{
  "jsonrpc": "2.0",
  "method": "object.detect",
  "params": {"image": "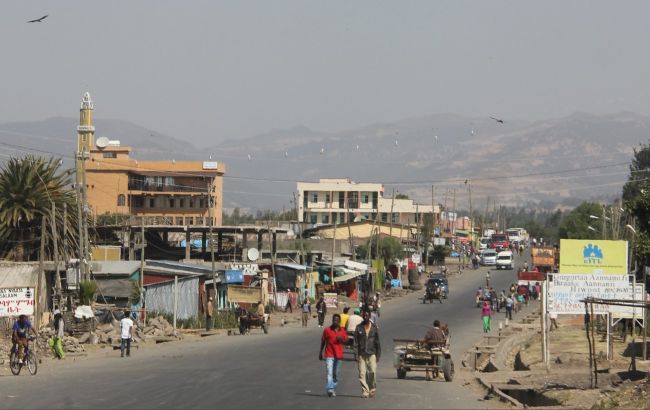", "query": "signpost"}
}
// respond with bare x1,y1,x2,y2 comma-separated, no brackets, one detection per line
0,288,35,317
